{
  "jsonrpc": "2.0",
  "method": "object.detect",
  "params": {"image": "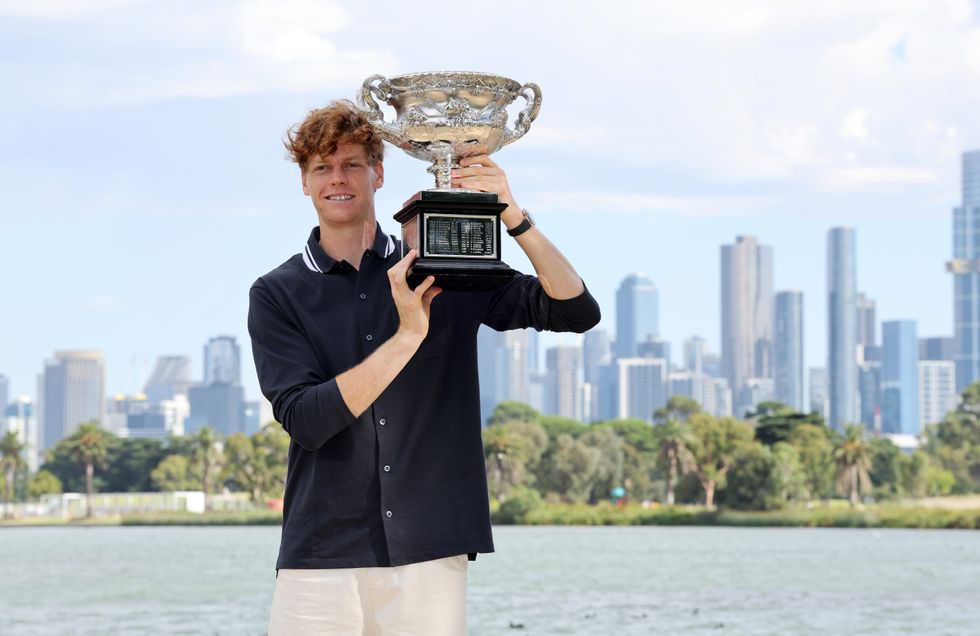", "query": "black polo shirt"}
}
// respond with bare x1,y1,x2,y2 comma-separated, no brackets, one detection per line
247,224,600,569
